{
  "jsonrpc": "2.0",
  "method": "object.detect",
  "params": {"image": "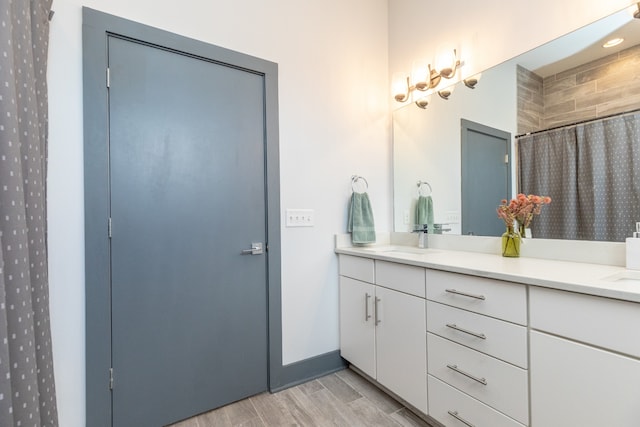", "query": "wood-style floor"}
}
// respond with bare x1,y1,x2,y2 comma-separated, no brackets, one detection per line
169,368,435,427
